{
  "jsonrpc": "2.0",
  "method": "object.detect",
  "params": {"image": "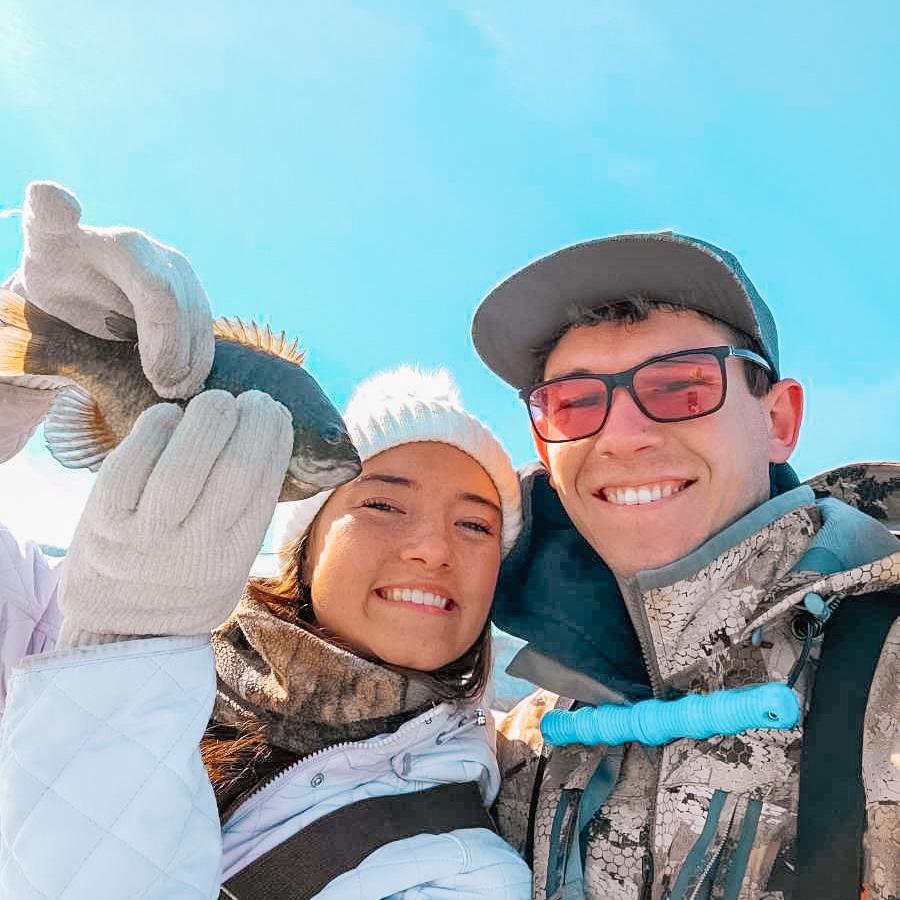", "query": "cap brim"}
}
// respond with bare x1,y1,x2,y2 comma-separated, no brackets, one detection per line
472,233,765,390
